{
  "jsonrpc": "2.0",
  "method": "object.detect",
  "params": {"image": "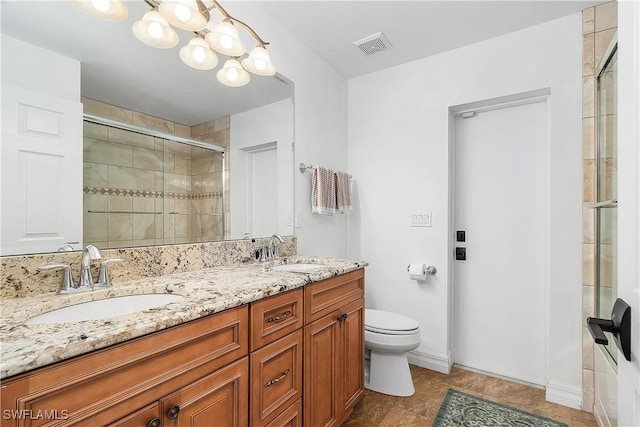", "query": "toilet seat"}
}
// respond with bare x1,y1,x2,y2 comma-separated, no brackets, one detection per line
365,309,419,335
